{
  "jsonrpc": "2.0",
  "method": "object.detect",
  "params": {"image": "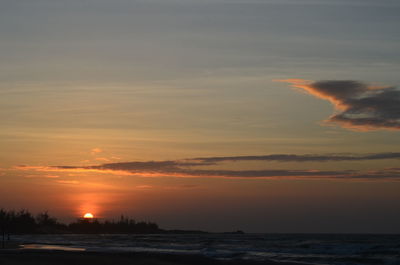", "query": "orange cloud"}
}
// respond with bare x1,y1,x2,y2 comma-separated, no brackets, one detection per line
135,185,153,189
276,79,345,109
24,175,60,179
56,180,80,185
95,157,110,162
91,148,103,155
